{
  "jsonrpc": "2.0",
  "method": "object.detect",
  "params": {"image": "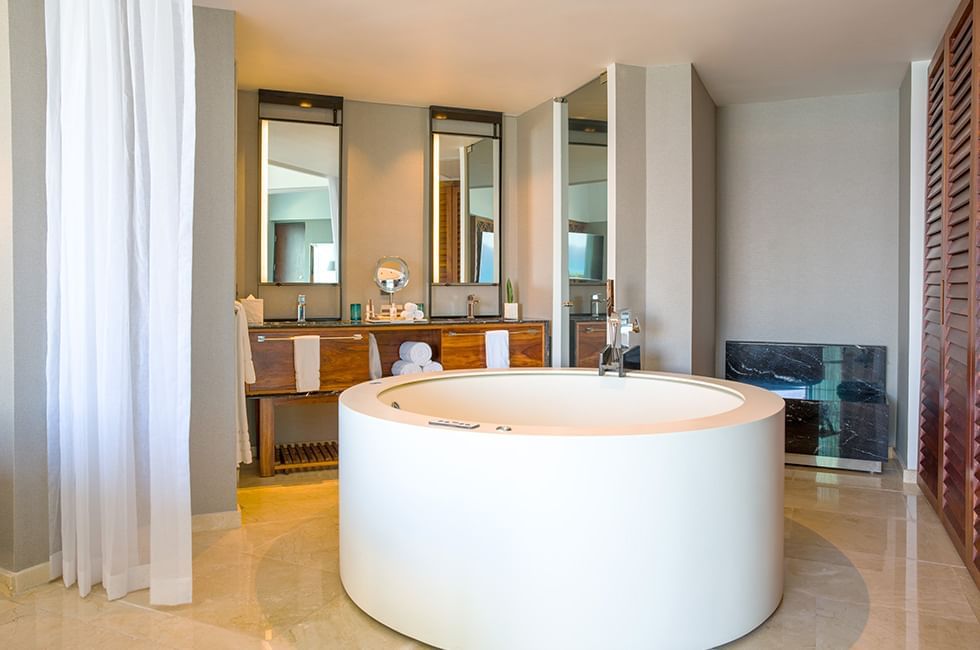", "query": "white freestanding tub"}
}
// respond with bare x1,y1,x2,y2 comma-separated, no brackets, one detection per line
339,369,784,649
